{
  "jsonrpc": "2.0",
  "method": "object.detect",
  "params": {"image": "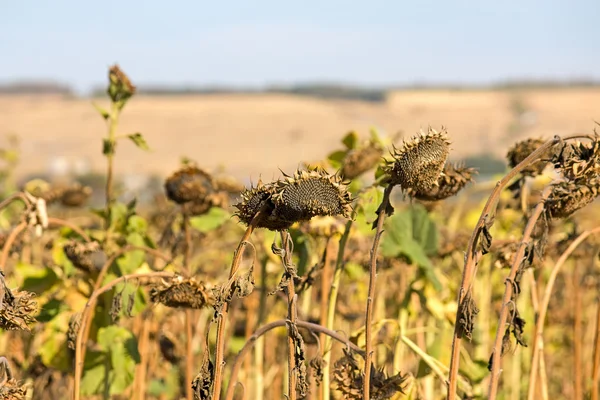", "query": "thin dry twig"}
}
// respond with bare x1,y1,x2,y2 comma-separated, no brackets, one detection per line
73,244,178,400
212,207,266,400
447,134,592,398
527,226,600,400
363,184,393,399
488,186,552,399
224,319,364,400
